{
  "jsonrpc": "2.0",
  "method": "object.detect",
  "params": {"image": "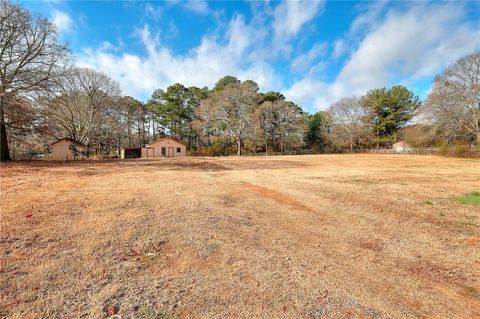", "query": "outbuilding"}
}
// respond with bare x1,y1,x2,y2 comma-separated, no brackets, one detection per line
120,147,154,159
392,141,413,153
148,137,187,157
51,138,86,161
